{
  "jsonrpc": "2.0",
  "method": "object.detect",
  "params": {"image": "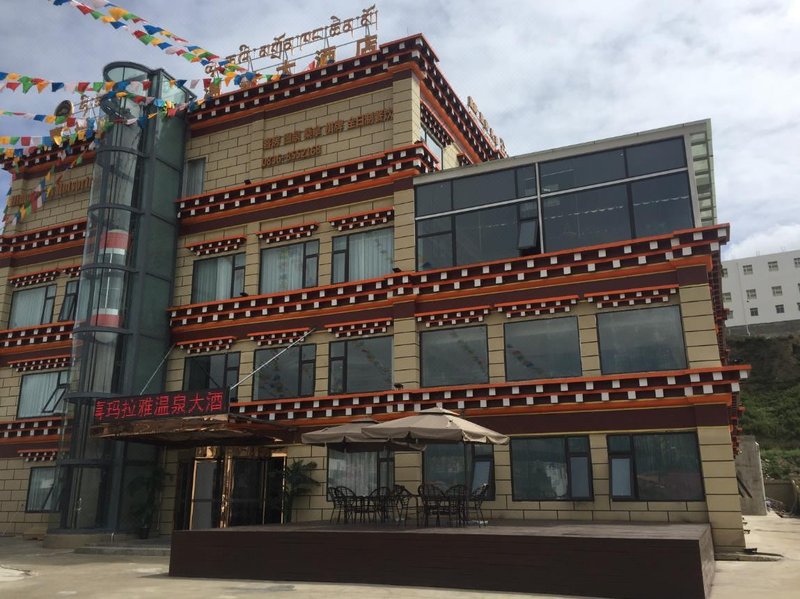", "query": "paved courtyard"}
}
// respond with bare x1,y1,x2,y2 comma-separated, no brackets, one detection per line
0,514,798,598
